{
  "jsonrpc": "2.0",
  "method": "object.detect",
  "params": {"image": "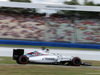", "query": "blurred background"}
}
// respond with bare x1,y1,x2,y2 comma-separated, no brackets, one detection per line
0,0,100,46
